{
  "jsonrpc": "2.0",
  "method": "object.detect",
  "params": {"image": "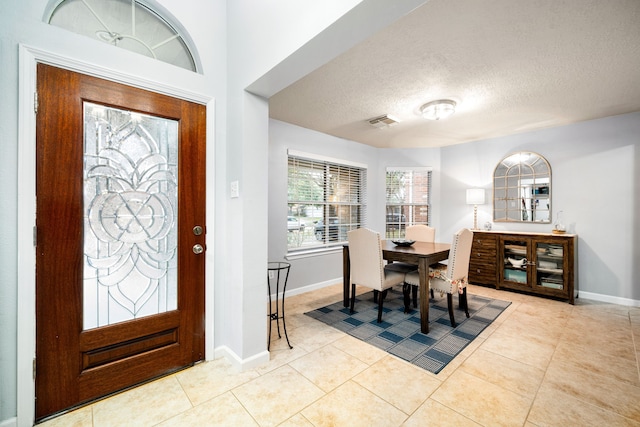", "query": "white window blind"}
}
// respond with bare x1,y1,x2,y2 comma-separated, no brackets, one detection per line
287,152,367,252
385,167,432,239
